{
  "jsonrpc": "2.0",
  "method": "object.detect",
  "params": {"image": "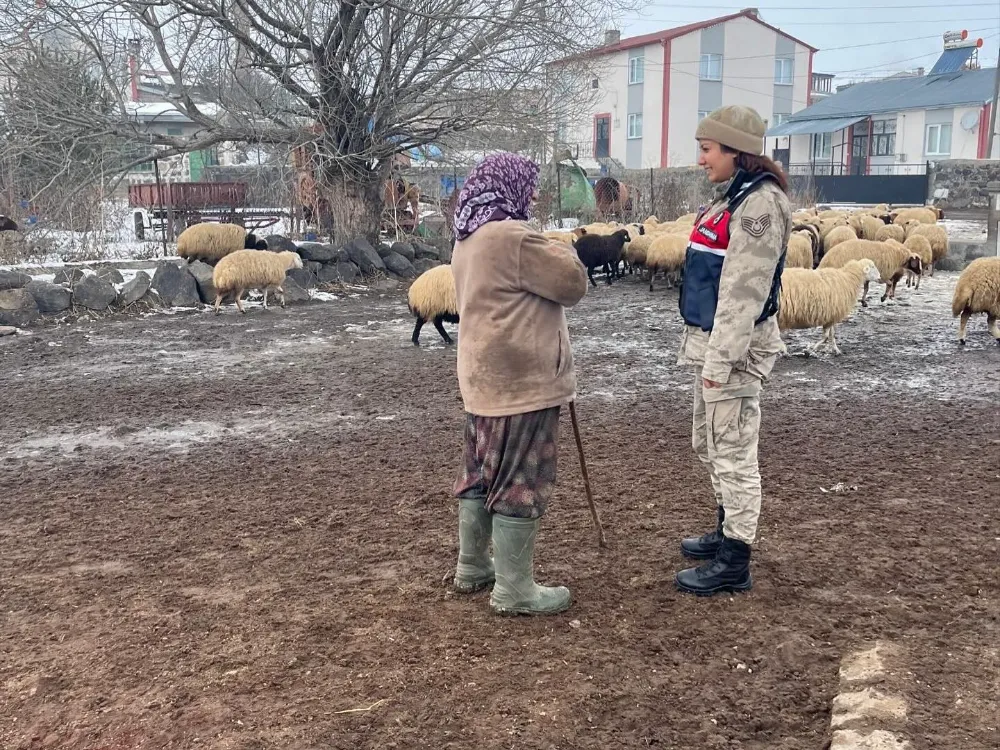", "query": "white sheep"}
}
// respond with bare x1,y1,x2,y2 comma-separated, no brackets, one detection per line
785,232,814,269
952,257,1000,345
824,225,858,255
407,264,458,345
818,239,922,305
907,224,948,274
212,249,303,313
177,223,268,263
874,224,905,244
778,259,881,354
645,233,688,291
891,207,937,226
